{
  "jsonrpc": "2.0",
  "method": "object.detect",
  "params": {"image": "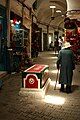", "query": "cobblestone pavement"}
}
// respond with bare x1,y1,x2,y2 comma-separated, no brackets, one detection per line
0,51,80,120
